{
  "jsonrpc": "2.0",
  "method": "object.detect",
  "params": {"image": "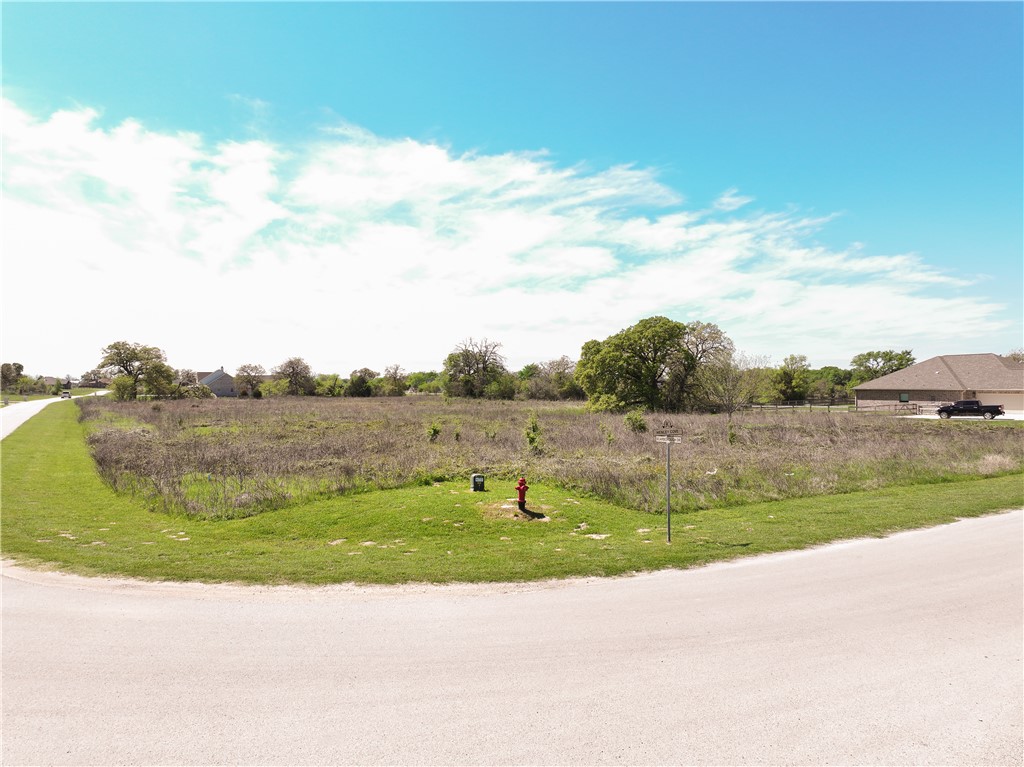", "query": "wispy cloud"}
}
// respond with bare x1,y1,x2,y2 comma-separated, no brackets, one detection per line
0,98,1009,375
713,187,754,212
